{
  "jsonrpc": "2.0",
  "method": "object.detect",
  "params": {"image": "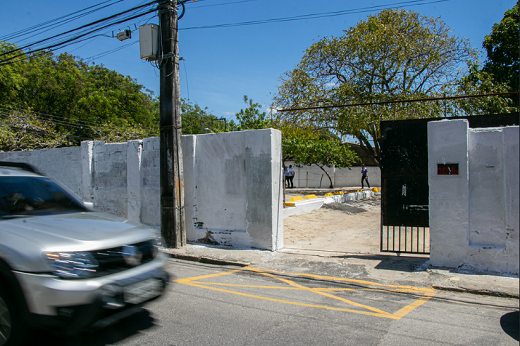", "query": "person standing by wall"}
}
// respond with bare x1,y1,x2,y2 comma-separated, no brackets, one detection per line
361,164,370,189
288,165,295,188
284,166,290,188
